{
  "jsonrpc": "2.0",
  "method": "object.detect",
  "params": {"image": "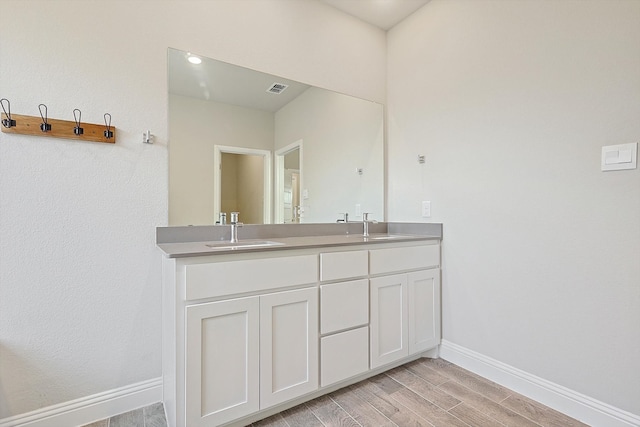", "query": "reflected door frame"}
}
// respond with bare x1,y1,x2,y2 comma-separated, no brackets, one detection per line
214,145,272,224
275,140,303,224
